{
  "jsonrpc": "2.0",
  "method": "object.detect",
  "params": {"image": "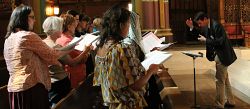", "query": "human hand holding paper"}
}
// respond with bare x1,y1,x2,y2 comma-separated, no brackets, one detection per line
82,44,94,54
74,34,100,51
